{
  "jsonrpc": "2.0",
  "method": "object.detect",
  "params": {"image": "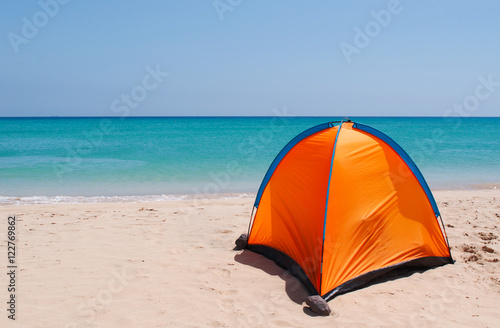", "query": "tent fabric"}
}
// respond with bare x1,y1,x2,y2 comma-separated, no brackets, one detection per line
246,120,453,300
352,122,440,216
